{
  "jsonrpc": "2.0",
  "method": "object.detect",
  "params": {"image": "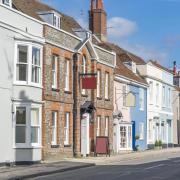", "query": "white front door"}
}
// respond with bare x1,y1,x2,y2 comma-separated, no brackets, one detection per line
81,113,90,157
119,125,132,150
